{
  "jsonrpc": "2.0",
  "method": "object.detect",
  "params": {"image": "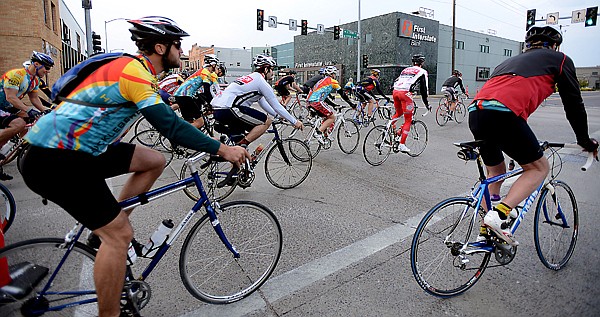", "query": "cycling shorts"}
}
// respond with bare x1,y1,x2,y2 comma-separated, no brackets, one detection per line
212,107,268,137
355,90,374,103
441,86,457,101
0,114,22,129
274,85,291,97
468,108,543,166
174,96,206,121
307,101,333,118
21,143,136,230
